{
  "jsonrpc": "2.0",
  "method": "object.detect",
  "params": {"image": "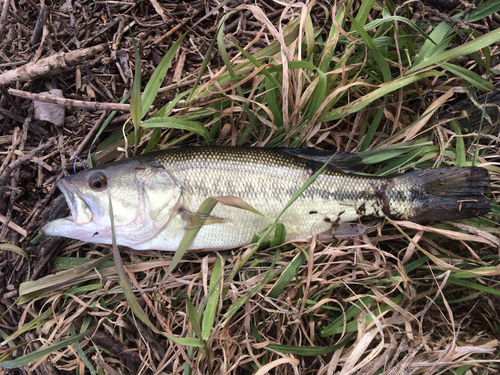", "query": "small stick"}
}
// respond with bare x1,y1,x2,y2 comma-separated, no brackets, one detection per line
70,111,108,160
0,84,24,113
152,8,202,47
0,43,108,86
66,0,80,48
0,107,24,124
0,0,11,39
0,214,27,237
0,128,20,176
0,107,32,240
8,89,130,112
81,16,120,47
0,139,56,188
30,0,53,45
